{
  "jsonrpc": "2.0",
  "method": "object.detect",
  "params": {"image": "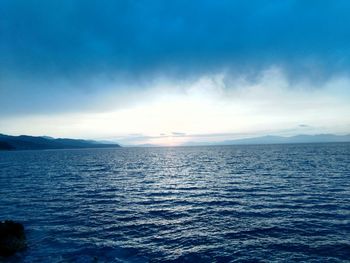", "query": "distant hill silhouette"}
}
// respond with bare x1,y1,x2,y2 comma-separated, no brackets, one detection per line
0,134,120,151
220,134,350,145
184,134,350,146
